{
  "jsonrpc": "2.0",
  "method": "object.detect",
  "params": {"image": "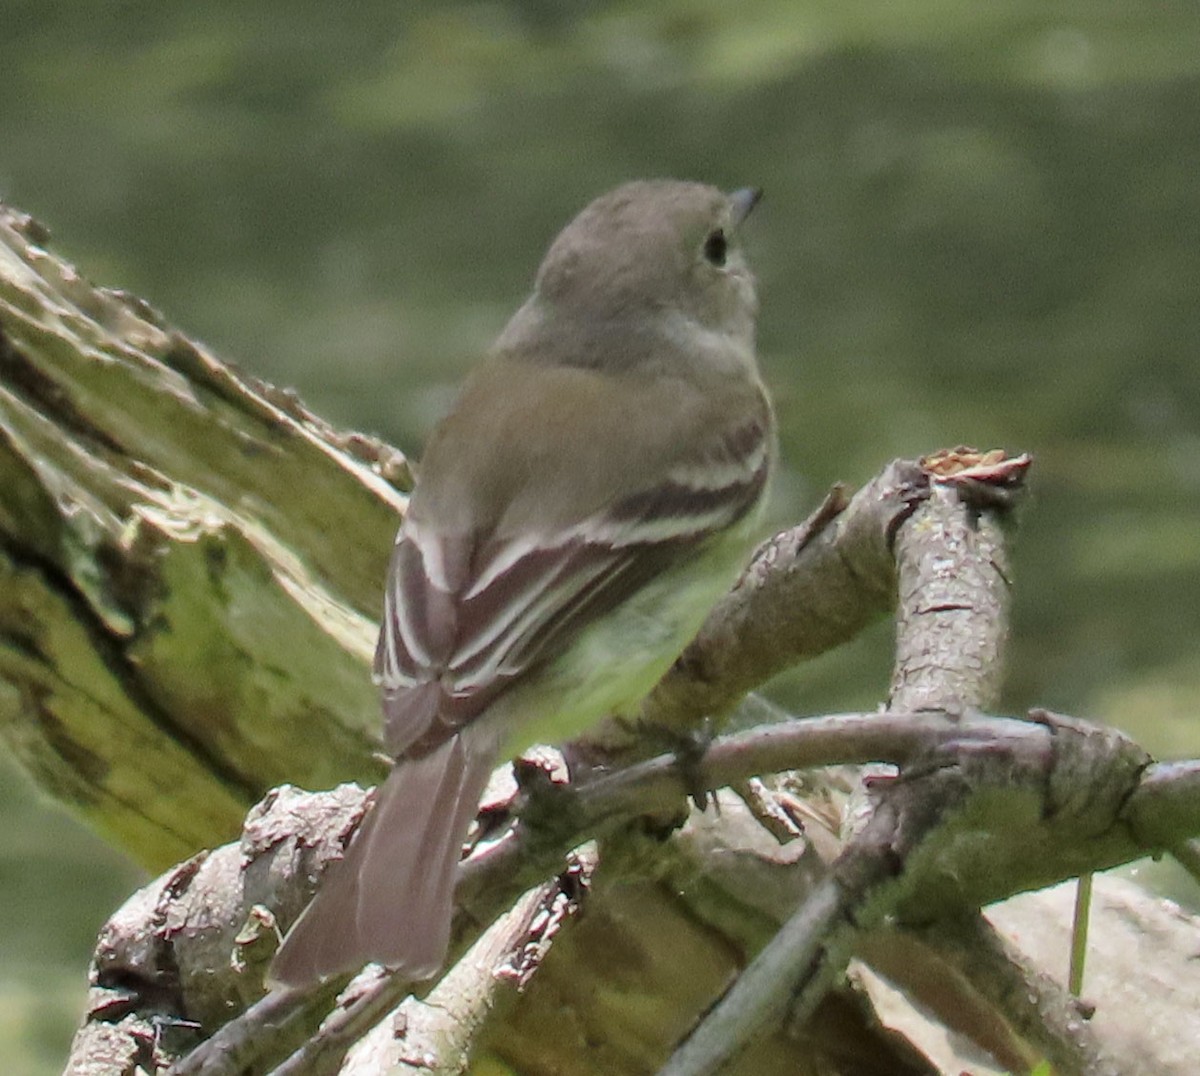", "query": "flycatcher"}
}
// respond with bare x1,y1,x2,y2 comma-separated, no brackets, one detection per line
270,179,775,988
